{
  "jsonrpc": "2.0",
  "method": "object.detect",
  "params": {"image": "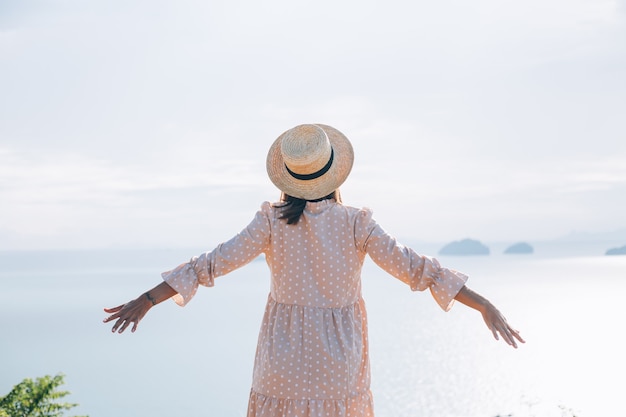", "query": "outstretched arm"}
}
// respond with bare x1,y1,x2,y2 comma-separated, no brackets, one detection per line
103,281,178,334
454,285,525,348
